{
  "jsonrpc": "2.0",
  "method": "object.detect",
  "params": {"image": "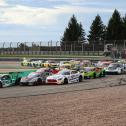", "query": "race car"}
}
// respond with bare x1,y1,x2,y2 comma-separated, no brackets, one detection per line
59,61,75,69
0,70,36,88
20,68,51,86
30,60,44,68
80,67,106,79
21,57,31,66
105,63,125,74
46,69,83,84
97,61,112,69
80,60,92,67
43,60,59,68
